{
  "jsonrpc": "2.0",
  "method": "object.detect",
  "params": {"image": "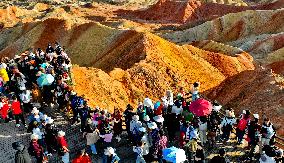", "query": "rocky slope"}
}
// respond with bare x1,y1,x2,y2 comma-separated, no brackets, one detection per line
162,8,284,65
71,31,254,109
117,0,284,24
